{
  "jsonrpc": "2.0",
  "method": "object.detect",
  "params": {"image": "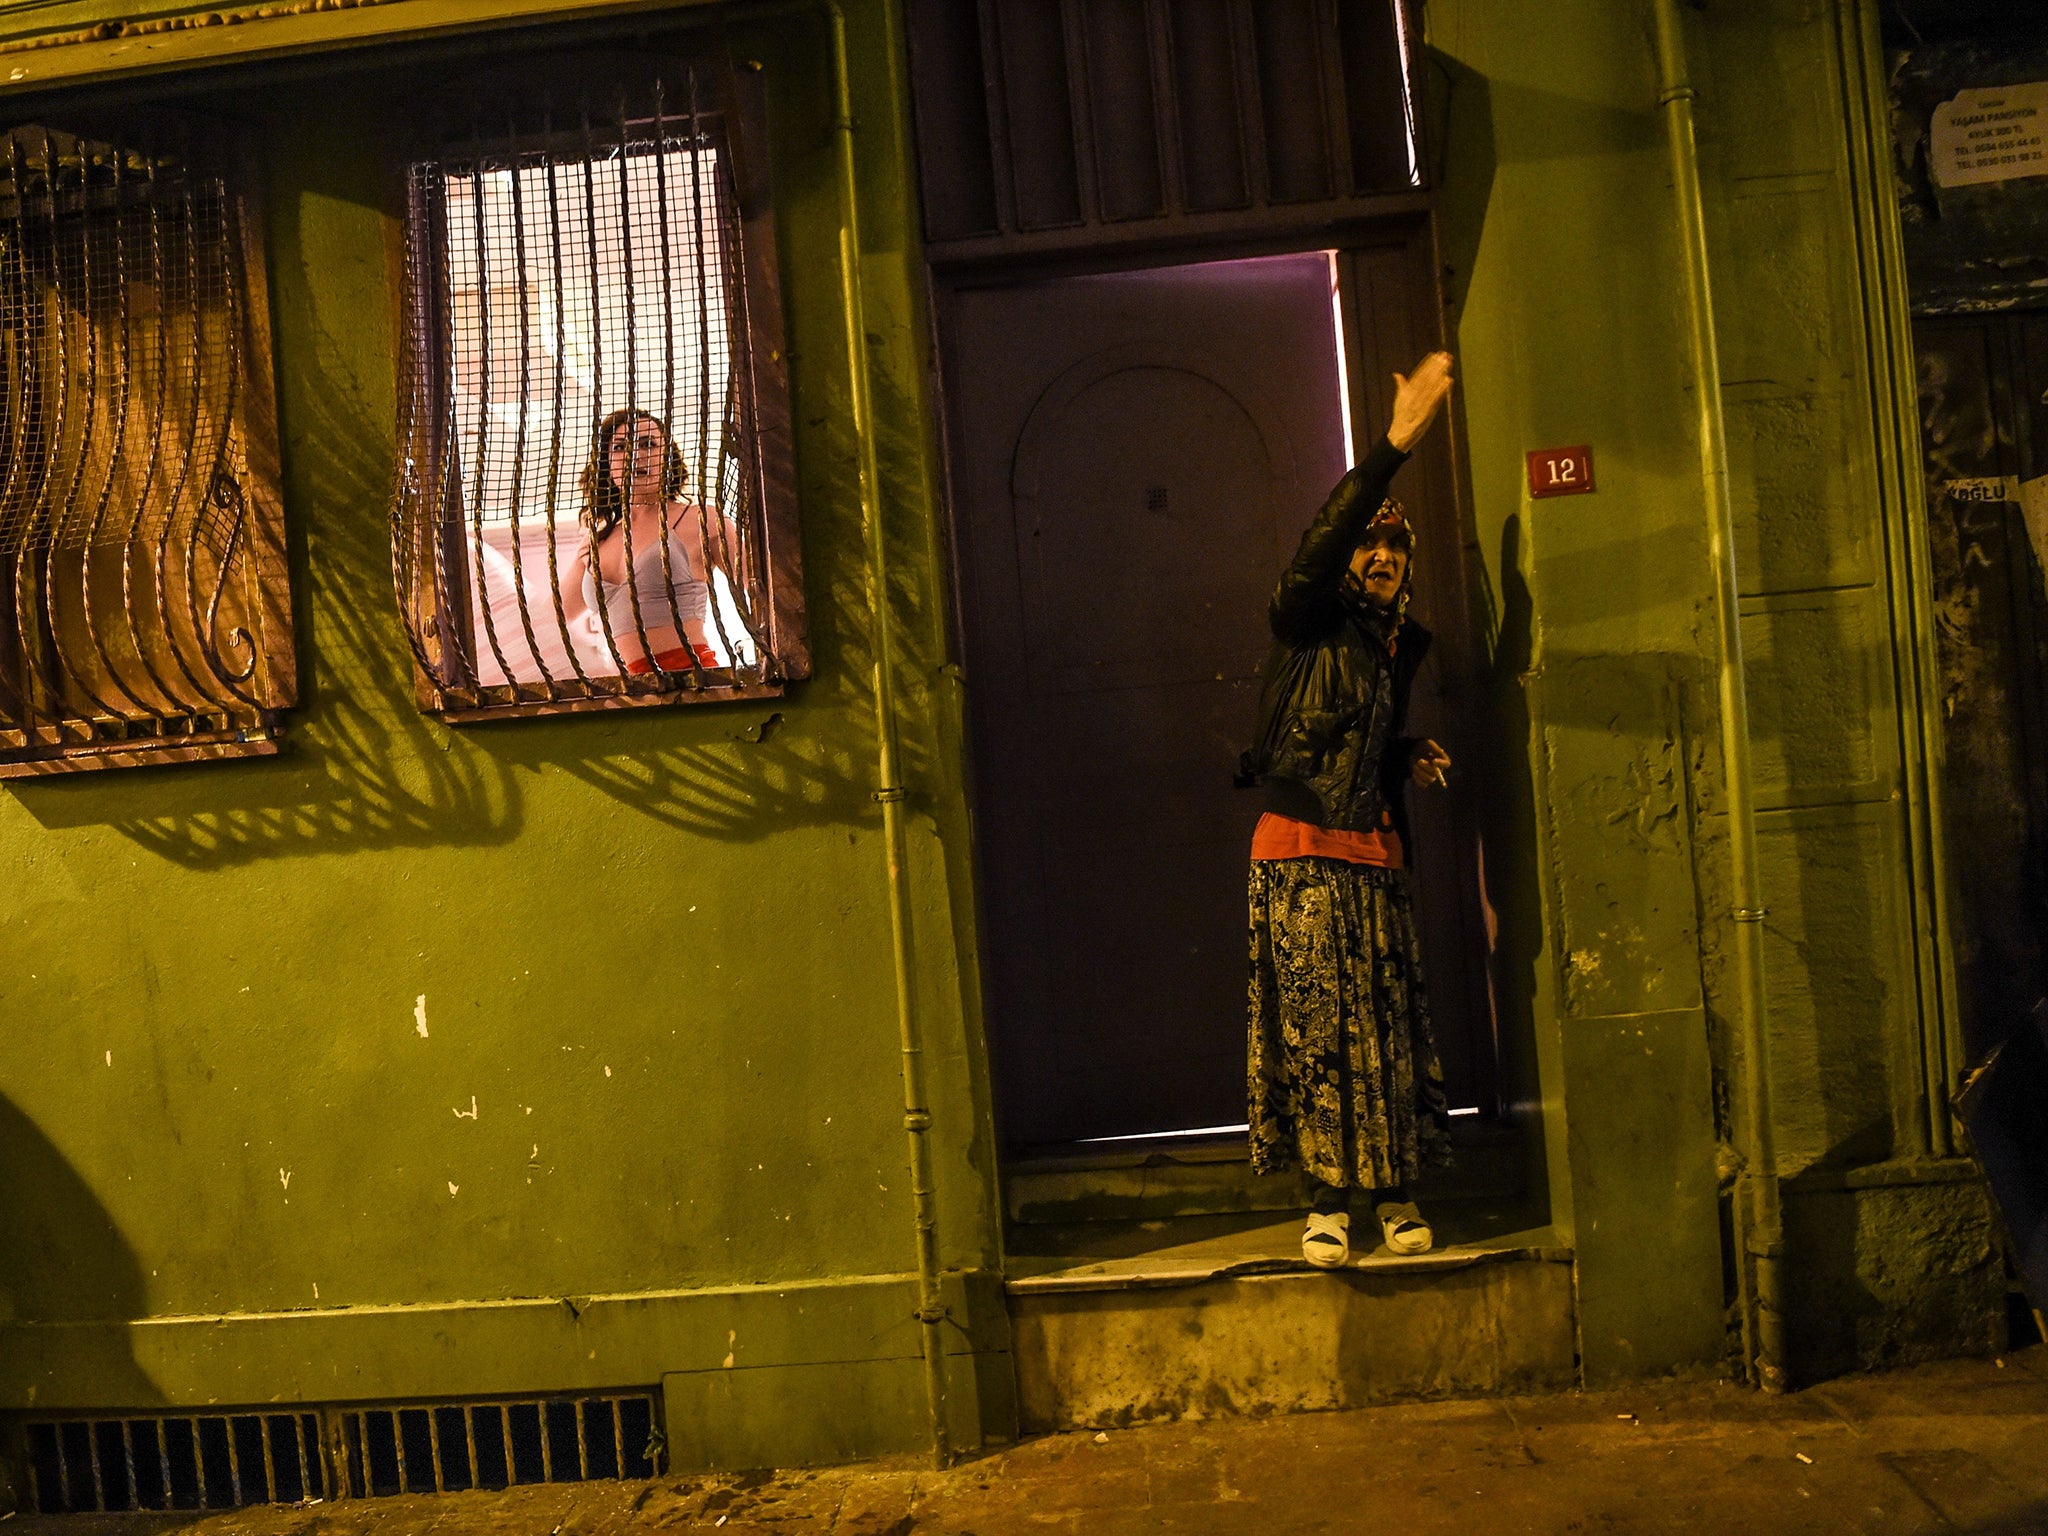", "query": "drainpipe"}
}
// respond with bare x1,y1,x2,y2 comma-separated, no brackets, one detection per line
813,0,954,1467
740,0,951,1464
1650,0,1787,1392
